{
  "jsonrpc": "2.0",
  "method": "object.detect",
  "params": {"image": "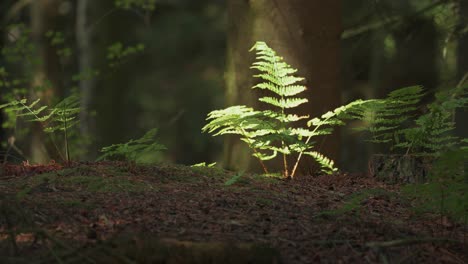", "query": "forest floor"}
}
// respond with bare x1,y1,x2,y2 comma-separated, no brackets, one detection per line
0,161,466,263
